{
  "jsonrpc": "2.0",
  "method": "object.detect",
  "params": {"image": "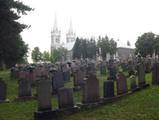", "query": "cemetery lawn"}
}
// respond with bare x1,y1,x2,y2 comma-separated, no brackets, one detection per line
0,70,159,120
